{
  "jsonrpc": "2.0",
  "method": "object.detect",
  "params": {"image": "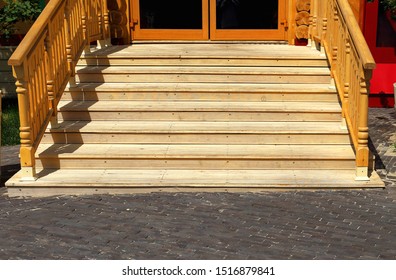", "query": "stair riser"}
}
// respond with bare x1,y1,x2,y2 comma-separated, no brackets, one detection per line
41,133,351,145
79,58,329,67
58,111,342,122
75,74,332,84
63,91,339,102
36,159,356,170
